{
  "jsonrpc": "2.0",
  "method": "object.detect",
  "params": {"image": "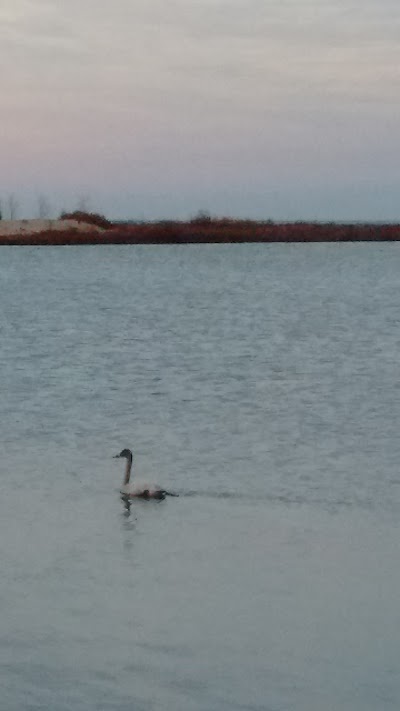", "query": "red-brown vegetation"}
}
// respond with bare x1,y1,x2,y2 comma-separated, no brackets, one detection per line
1,219,400,245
